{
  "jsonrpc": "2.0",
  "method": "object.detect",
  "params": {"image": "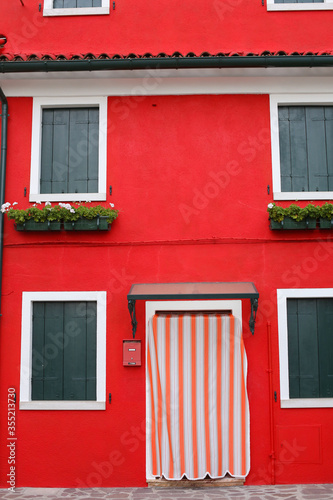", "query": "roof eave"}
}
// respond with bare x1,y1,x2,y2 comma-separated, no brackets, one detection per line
2,54,333,73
